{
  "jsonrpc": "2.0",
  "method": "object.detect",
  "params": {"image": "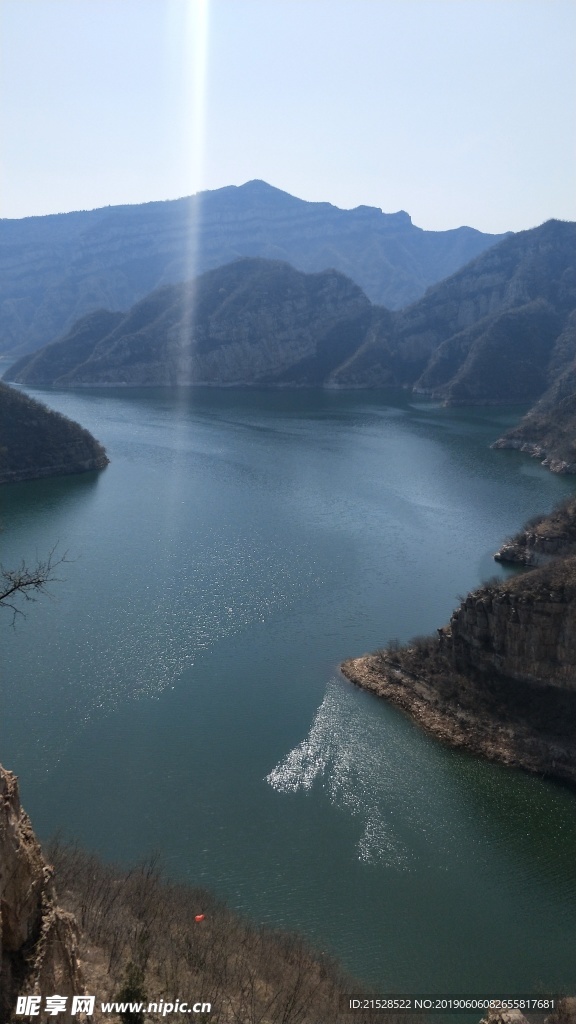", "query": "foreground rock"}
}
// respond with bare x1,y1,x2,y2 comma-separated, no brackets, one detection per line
342,550,576,785
547,998,576,1024
0,766,82,1023
0,382,108,483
